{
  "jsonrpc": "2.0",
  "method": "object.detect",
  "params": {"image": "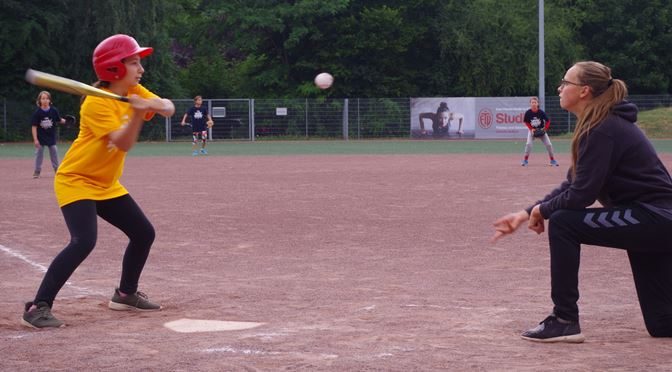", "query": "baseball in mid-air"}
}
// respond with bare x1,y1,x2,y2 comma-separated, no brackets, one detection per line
314,72,334,89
